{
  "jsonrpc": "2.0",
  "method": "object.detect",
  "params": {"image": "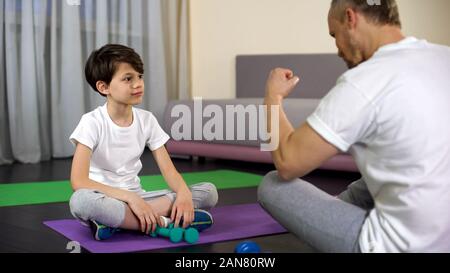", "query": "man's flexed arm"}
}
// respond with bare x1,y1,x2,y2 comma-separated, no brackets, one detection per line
264,68,339,180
